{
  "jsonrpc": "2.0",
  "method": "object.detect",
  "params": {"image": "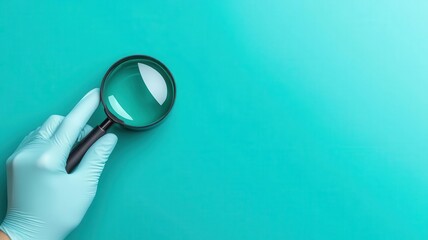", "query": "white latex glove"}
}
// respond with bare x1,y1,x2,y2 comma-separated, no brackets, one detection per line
0,89,117,240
